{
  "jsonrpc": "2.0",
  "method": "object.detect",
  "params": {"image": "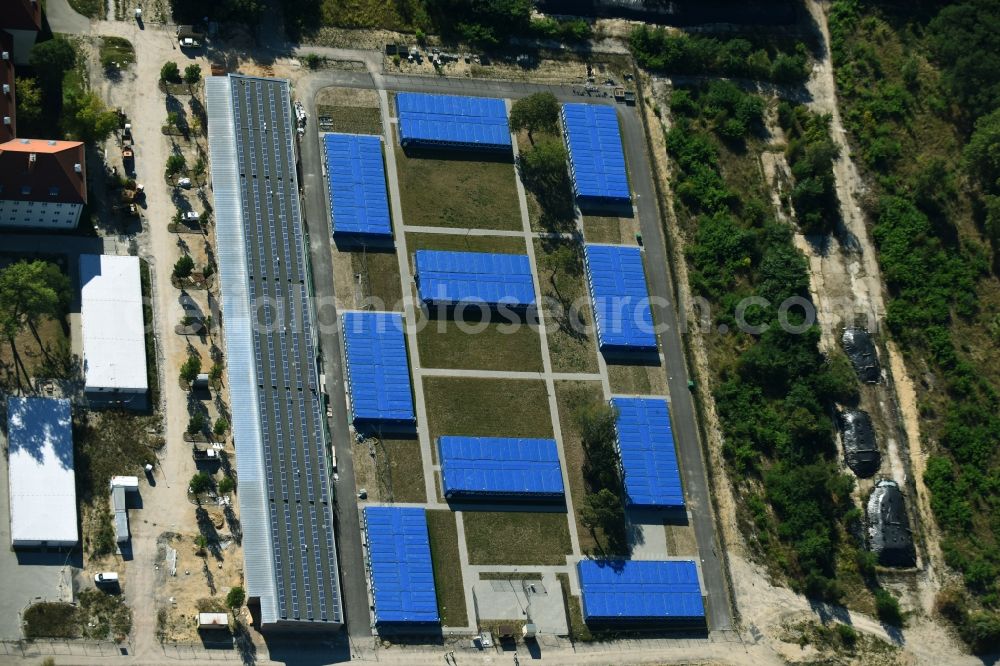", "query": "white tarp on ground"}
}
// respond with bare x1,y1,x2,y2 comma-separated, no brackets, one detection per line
79,254,148,394
7,397,78,547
